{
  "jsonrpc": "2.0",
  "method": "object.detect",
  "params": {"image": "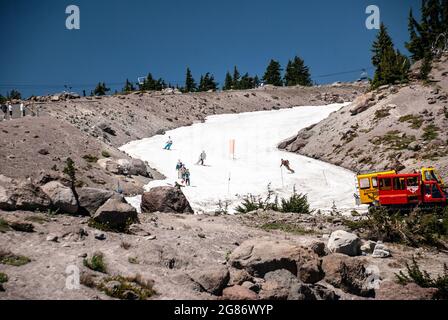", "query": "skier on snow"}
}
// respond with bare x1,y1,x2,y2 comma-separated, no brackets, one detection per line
280,158,295,174
196,150,207,166
164,136,173,150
